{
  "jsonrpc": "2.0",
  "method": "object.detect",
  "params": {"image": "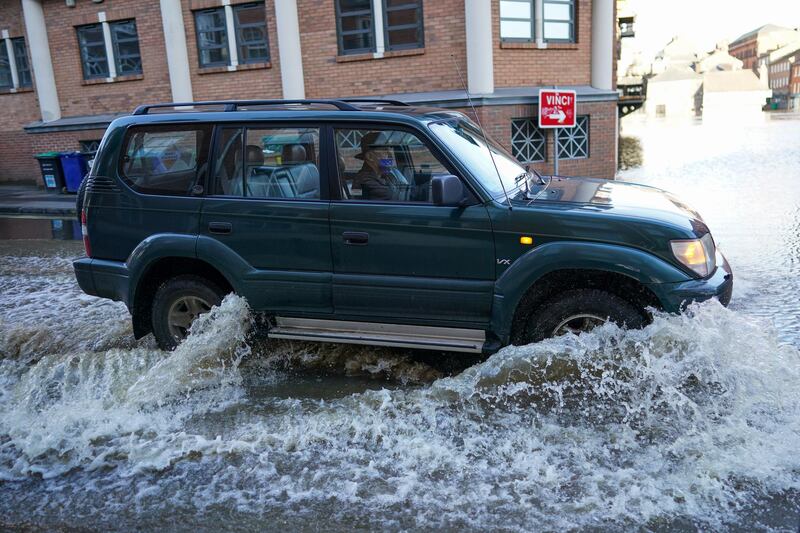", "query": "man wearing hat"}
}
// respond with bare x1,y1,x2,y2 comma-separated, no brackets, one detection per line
352,131,410,201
